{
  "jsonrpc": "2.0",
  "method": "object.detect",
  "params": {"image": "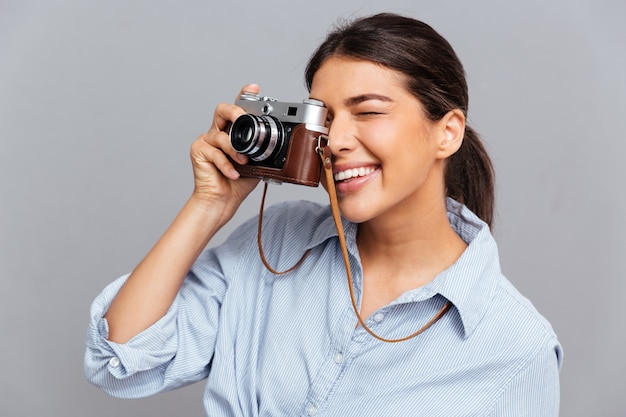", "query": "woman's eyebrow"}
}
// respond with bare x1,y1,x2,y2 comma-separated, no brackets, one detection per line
344,94,393,106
